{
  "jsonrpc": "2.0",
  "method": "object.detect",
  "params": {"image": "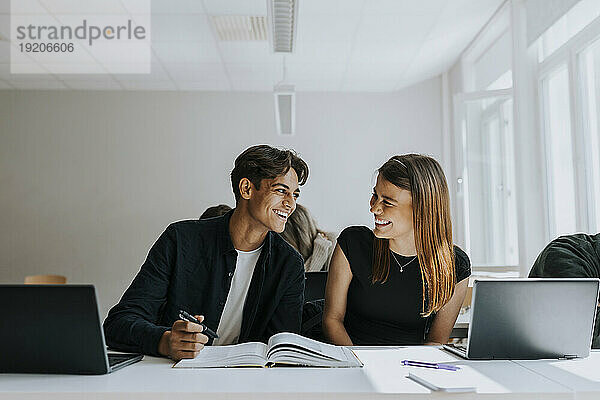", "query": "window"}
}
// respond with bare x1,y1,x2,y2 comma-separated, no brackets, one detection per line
536,1,600,238
579,37,600,232
460,94,519,267
538,0,600,62
541,65,577,236
453,3,518,269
